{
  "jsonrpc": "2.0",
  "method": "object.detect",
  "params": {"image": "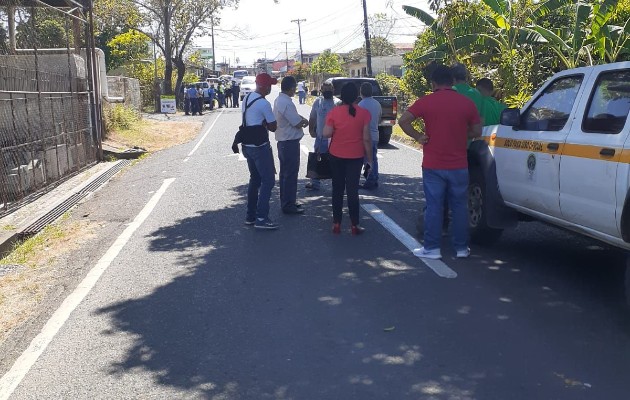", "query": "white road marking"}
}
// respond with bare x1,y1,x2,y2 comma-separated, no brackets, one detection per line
362,204,457,279
0,178,176,400
238,153,246,161
392,139,422,154
183,109,225,162
377,152,383,159
301,145,310,156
